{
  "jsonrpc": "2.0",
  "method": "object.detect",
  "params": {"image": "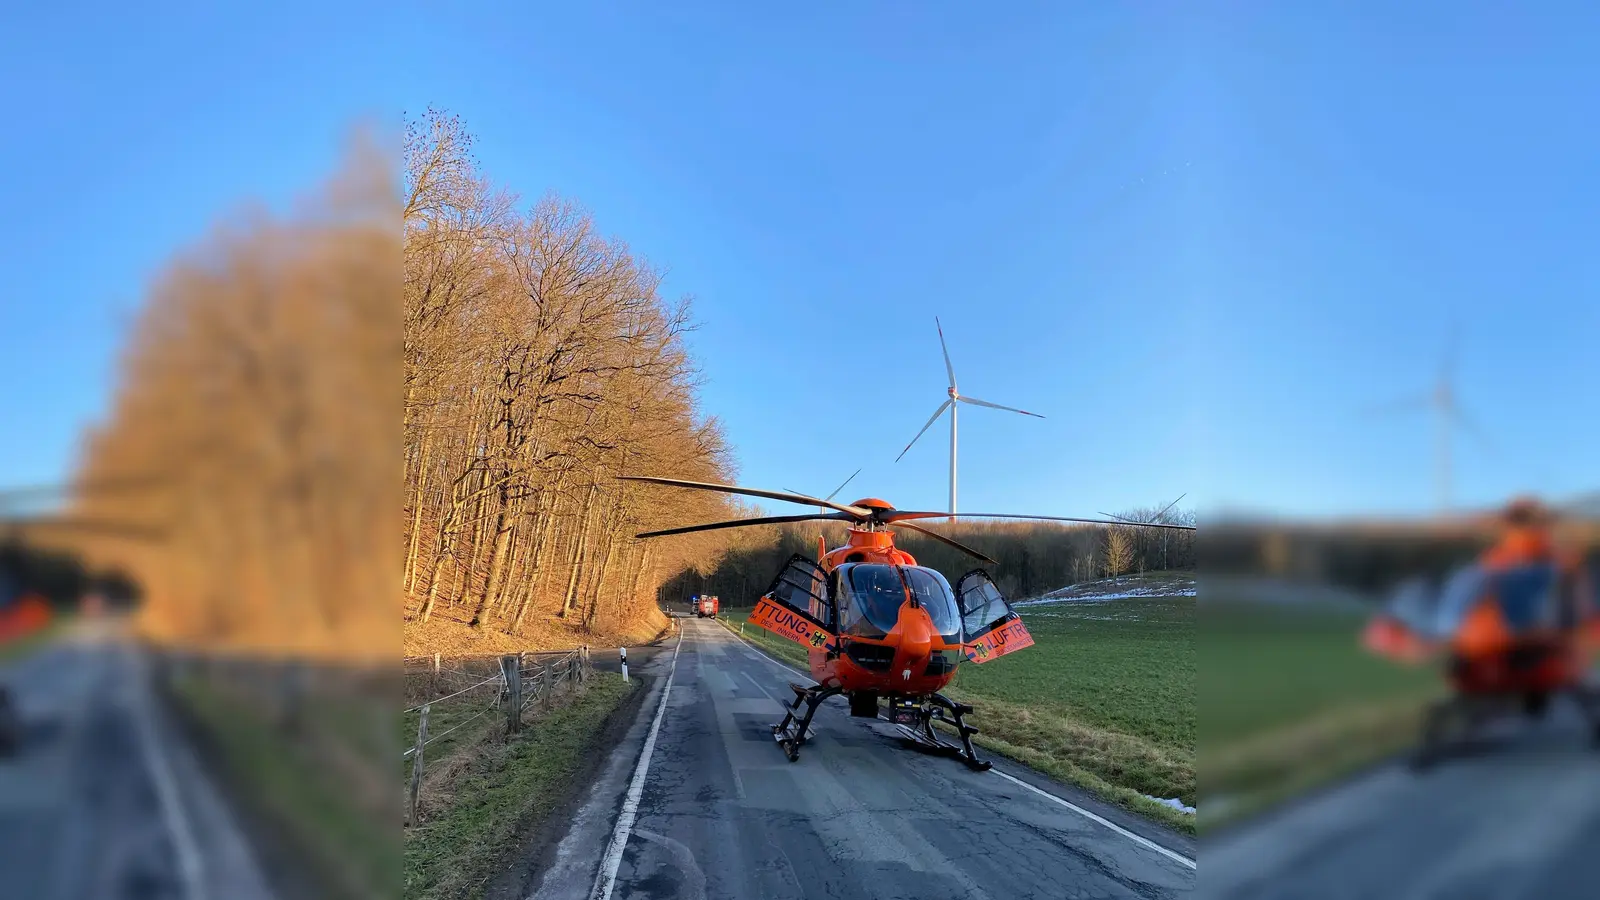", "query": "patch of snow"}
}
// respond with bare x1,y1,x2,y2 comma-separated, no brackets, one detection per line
1145,796,1196,815
1015,587,1195,608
